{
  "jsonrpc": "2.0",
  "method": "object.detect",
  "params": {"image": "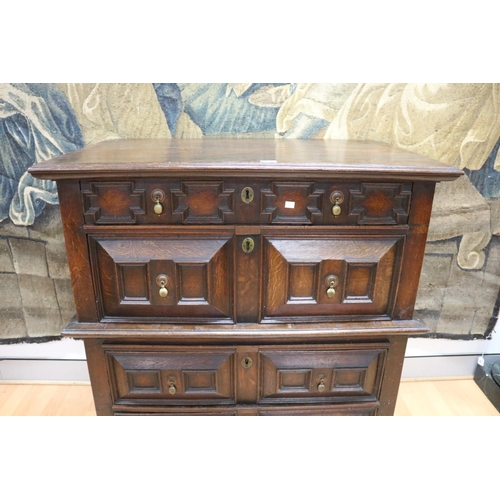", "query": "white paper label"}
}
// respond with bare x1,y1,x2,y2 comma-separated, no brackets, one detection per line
285,201,295,209
478,356,485,366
